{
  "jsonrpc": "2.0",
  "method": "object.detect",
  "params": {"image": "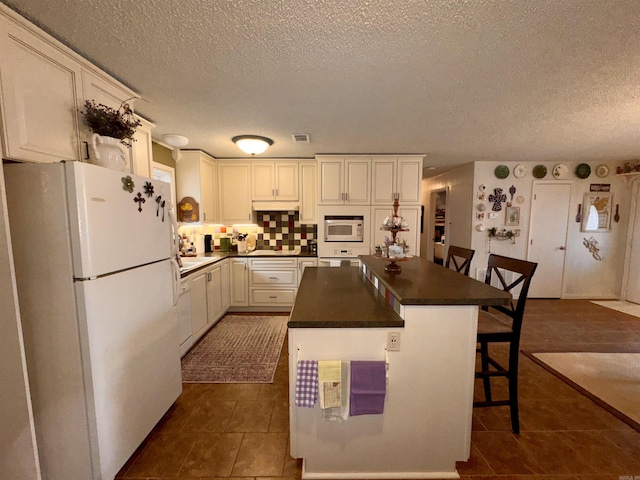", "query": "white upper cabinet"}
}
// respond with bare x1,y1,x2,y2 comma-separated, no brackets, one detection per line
176,150,217,224
371,157,422,205
0,11,81,163
129,116,154,178
251,161,298,201
218,162,252,224
0,6,139,165
317,156,370,205
299,162,317,224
